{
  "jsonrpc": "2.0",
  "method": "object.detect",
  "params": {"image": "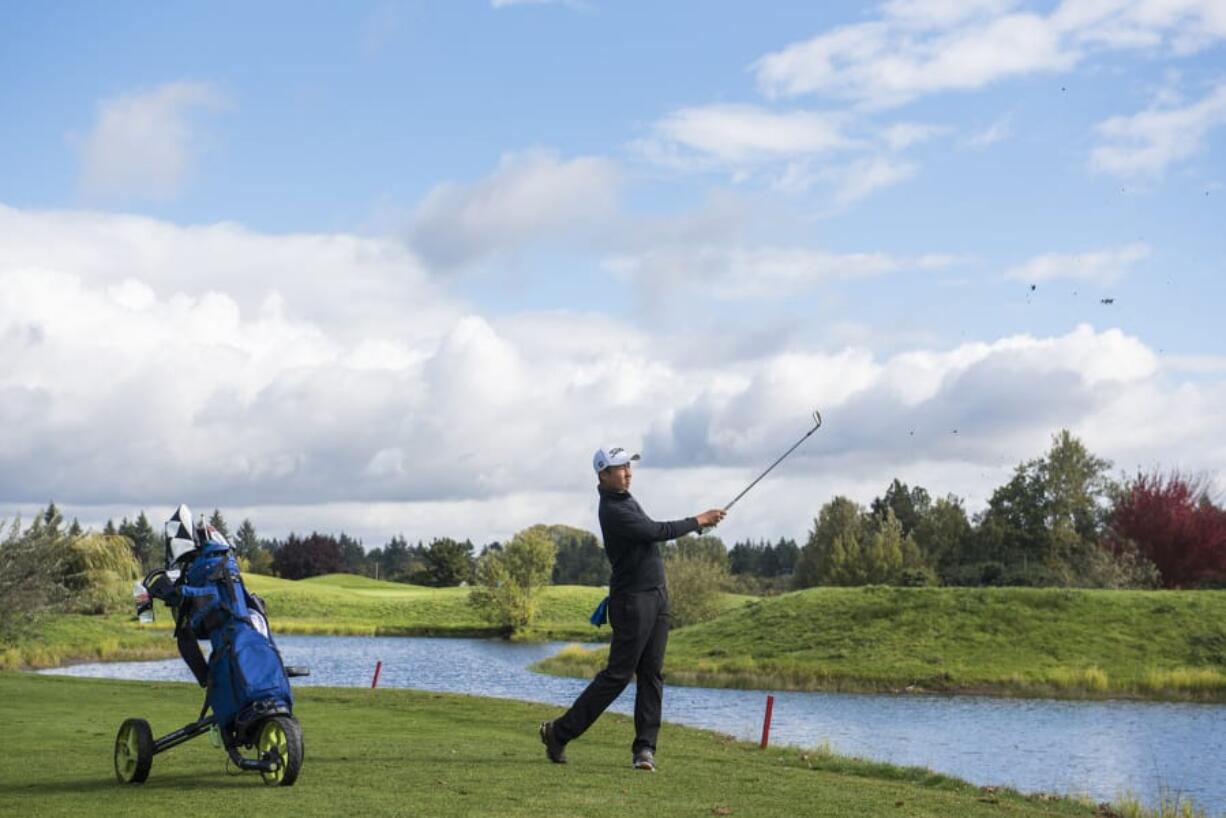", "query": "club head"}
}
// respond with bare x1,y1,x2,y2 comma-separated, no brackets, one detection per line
812,409,823,429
